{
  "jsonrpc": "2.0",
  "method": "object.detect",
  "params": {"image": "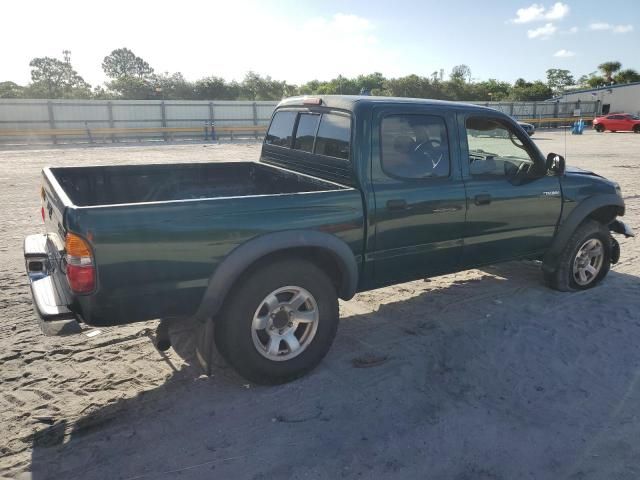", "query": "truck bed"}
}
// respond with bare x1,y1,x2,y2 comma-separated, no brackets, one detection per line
50,161,344,206
39,160,364,327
